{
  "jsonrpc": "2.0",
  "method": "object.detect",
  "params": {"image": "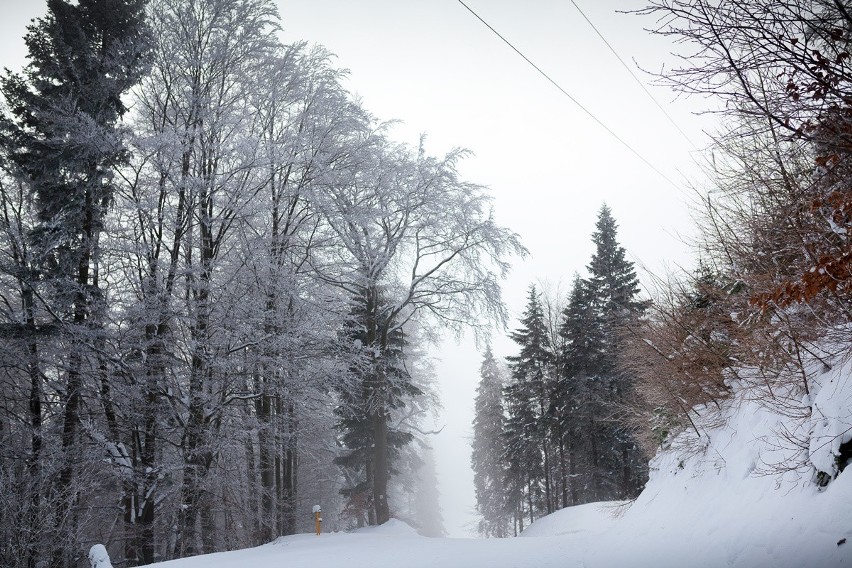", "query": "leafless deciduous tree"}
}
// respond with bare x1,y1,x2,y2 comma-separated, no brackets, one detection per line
621,1,852,477
312,131,525,525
